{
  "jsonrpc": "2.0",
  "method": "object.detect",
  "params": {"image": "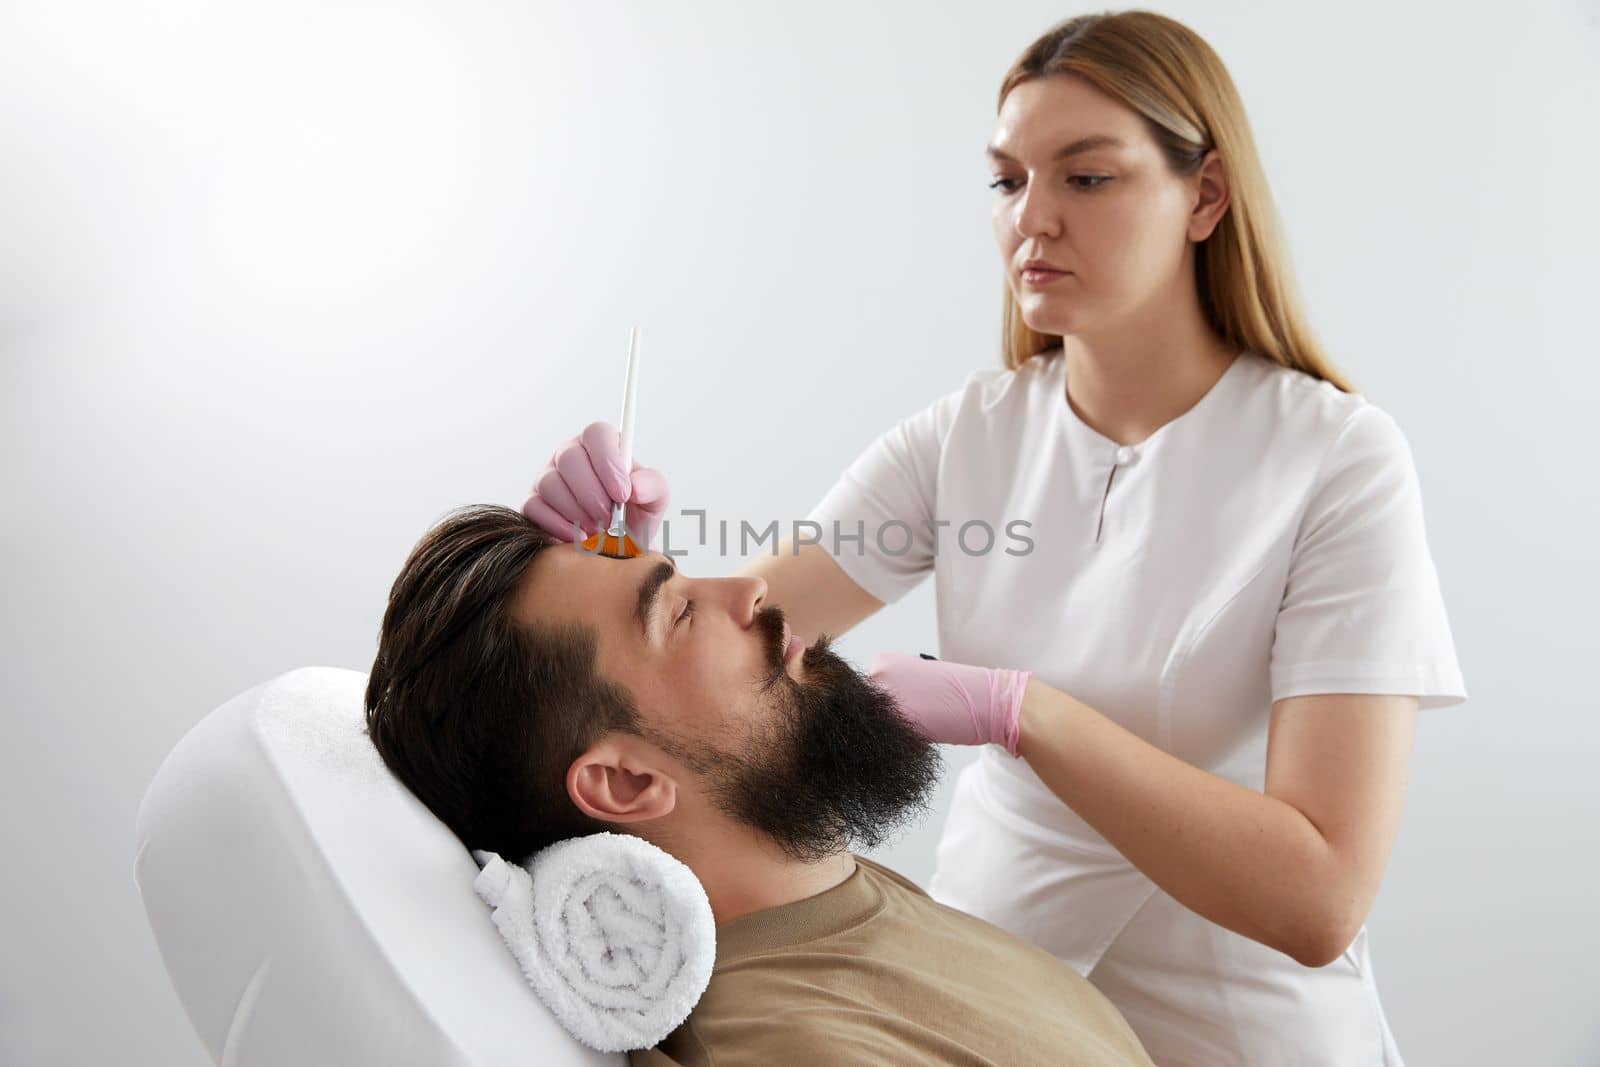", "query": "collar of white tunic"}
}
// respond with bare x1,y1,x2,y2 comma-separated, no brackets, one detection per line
1045,347,1252,466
